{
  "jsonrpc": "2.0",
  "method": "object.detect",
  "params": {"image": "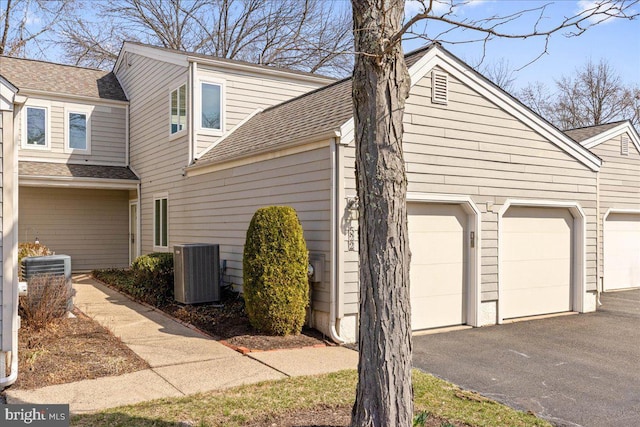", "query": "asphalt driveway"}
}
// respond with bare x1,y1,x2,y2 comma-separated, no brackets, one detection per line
413,290,640,427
